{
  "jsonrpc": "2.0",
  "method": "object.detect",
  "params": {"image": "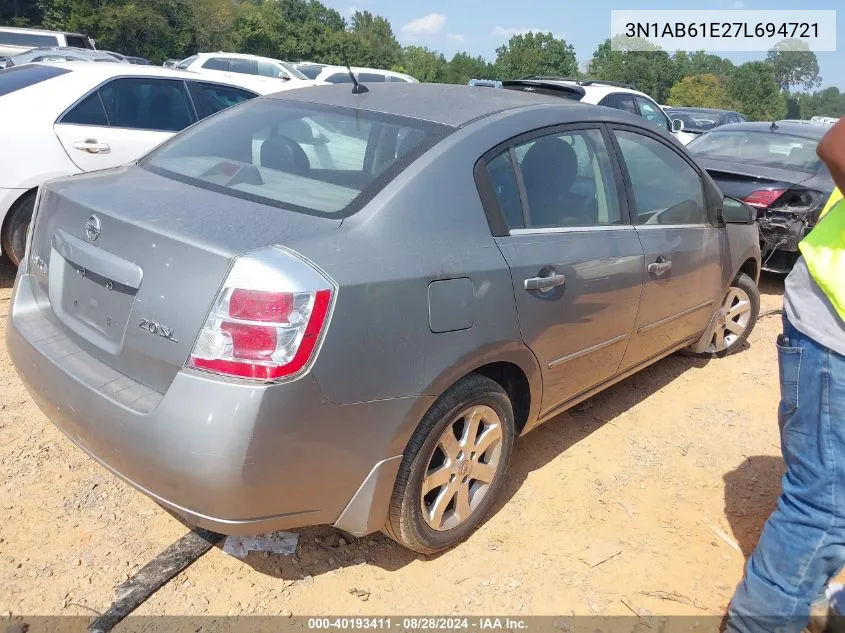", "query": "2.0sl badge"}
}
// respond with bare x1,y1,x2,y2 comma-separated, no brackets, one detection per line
139,319,179,343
